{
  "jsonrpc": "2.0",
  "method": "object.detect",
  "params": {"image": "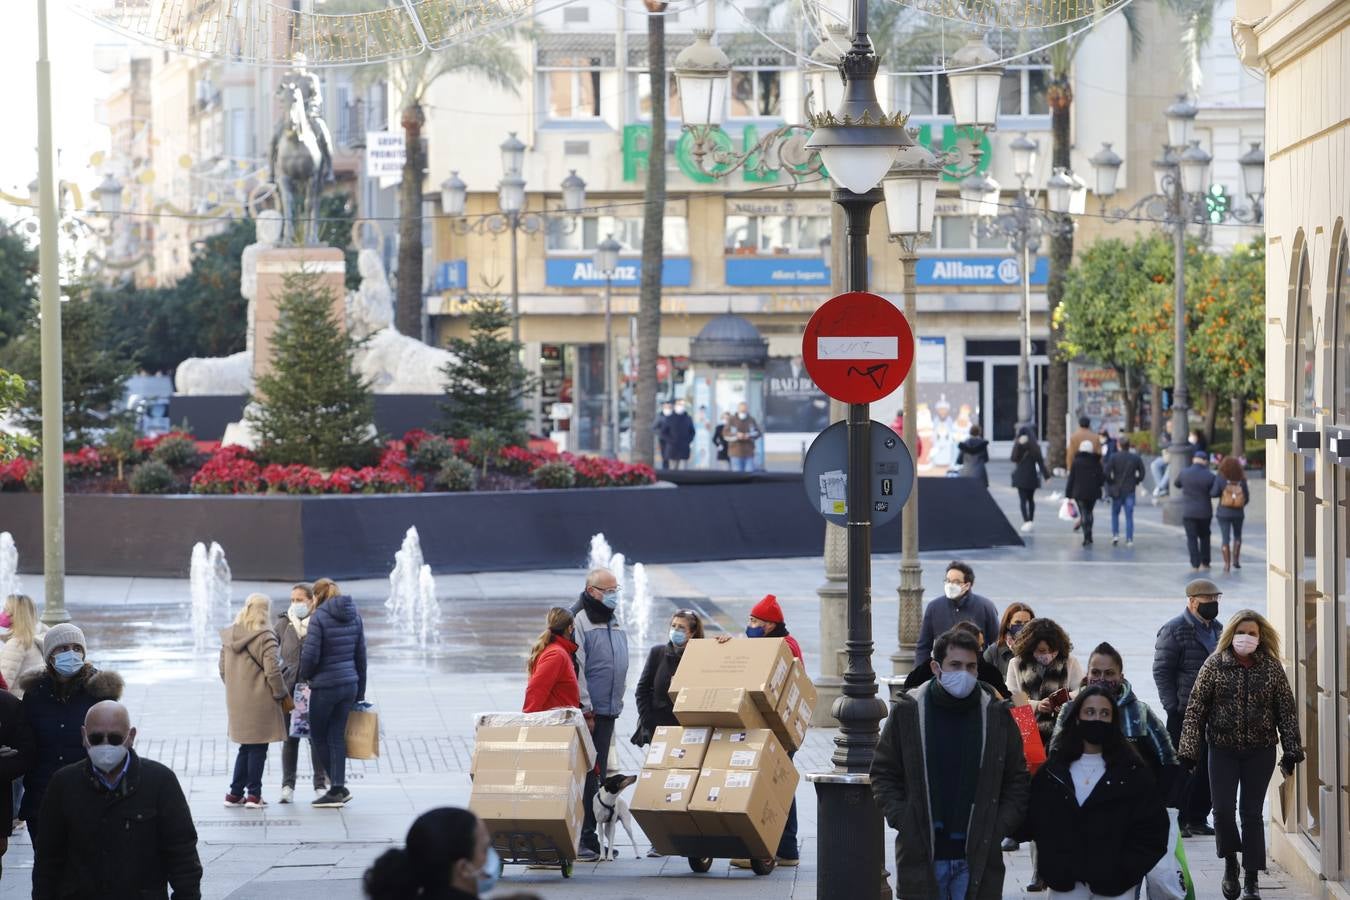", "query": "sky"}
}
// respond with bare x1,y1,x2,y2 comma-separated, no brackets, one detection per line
0,3,115,213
